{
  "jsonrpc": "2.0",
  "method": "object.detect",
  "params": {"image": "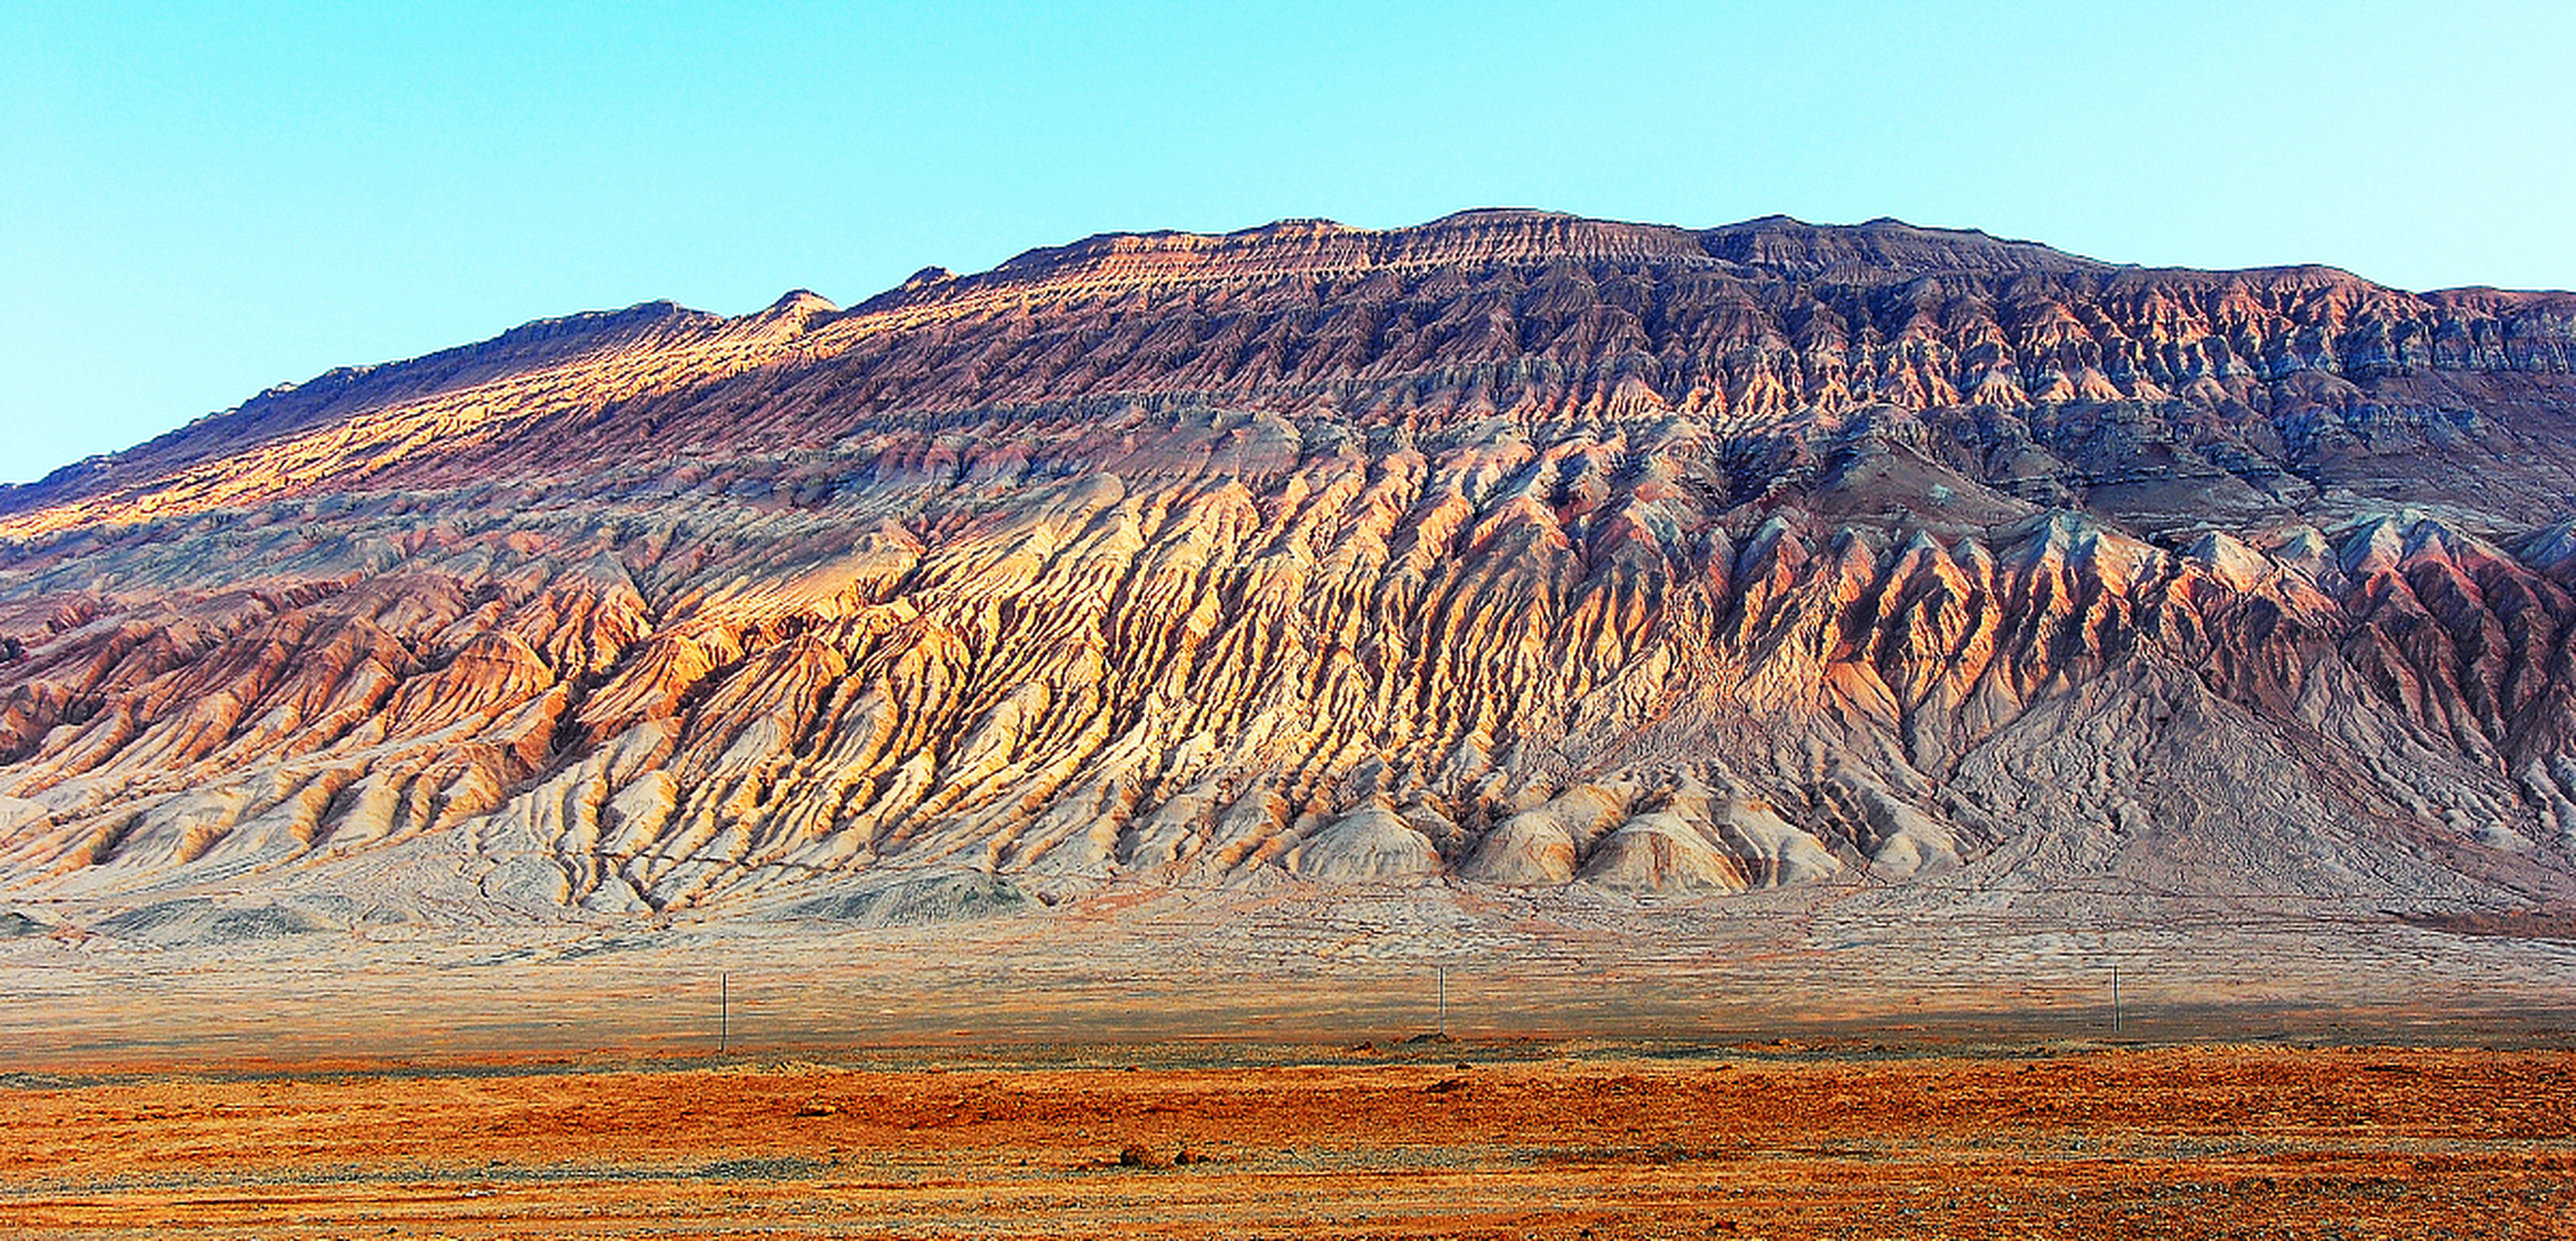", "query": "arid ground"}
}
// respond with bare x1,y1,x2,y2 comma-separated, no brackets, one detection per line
3,1038,2571,1240
6,881,2575,1236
